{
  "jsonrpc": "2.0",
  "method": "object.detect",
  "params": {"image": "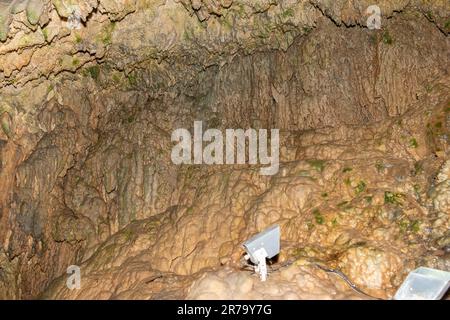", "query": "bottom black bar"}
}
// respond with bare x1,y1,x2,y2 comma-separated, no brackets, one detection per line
1,299,446,319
